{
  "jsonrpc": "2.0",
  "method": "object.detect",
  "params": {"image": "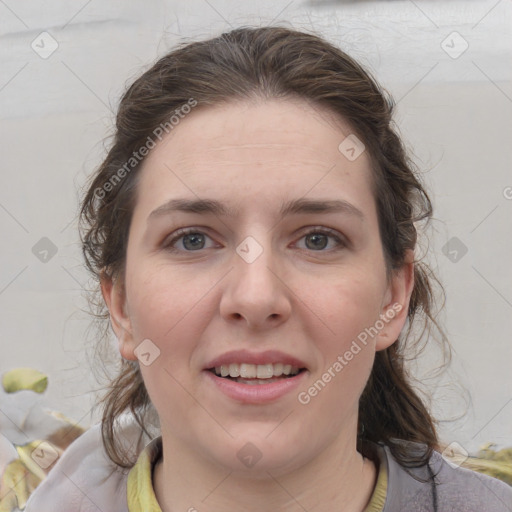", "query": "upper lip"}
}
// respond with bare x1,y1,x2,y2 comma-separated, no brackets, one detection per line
204,350,308,370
